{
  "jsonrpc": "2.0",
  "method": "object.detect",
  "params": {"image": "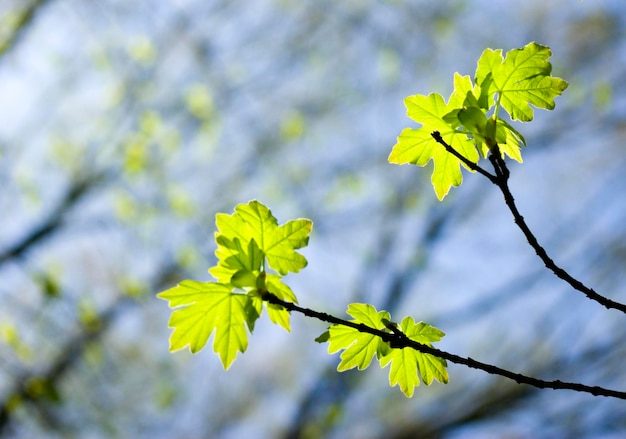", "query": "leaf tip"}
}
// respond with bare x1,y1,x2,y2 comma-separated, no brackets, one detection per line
315,330,330,343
